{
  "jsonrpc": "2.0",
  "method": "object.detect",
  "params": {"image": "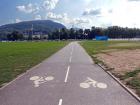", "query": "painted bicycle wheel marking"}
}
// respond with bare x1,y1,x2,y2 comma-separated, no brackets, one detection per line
30,75,54,87
80,77,107,89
